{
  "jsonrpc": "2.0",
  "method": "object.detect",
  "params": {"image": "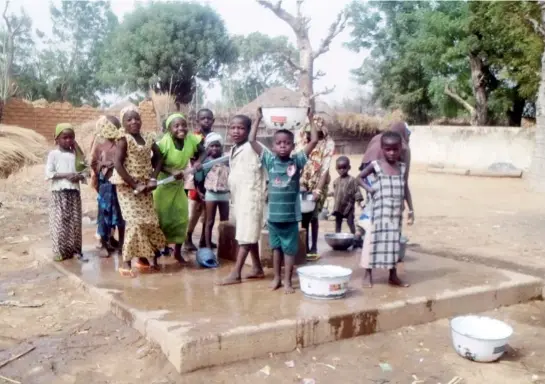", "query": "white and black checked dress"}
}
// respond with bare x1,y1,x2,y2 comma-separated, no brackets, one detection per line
365,160,406,269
